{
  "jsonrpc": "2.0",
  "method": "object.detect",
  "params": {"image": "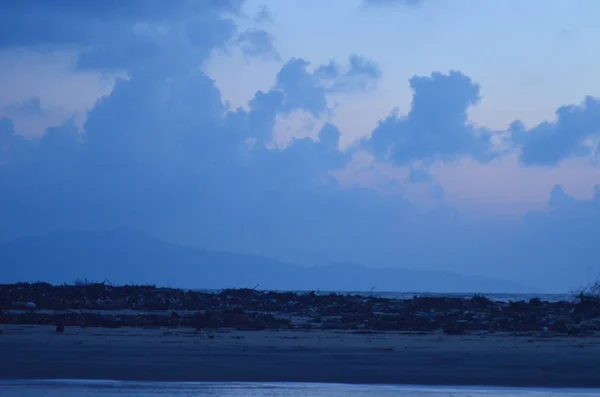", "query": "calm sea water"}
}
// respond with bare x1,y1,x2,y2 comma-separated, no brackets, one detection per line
1,381,599,397
197,289,576,303
327,291,575,302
